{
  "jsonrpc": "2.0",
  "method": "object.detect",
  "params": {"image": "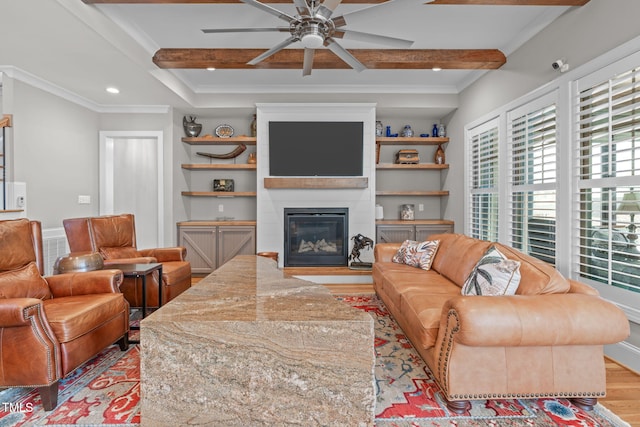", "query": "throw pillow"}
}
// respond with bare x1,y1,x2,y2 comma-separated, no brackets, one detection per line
462,245,521,296
0,262,52,300
392,239,440,270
